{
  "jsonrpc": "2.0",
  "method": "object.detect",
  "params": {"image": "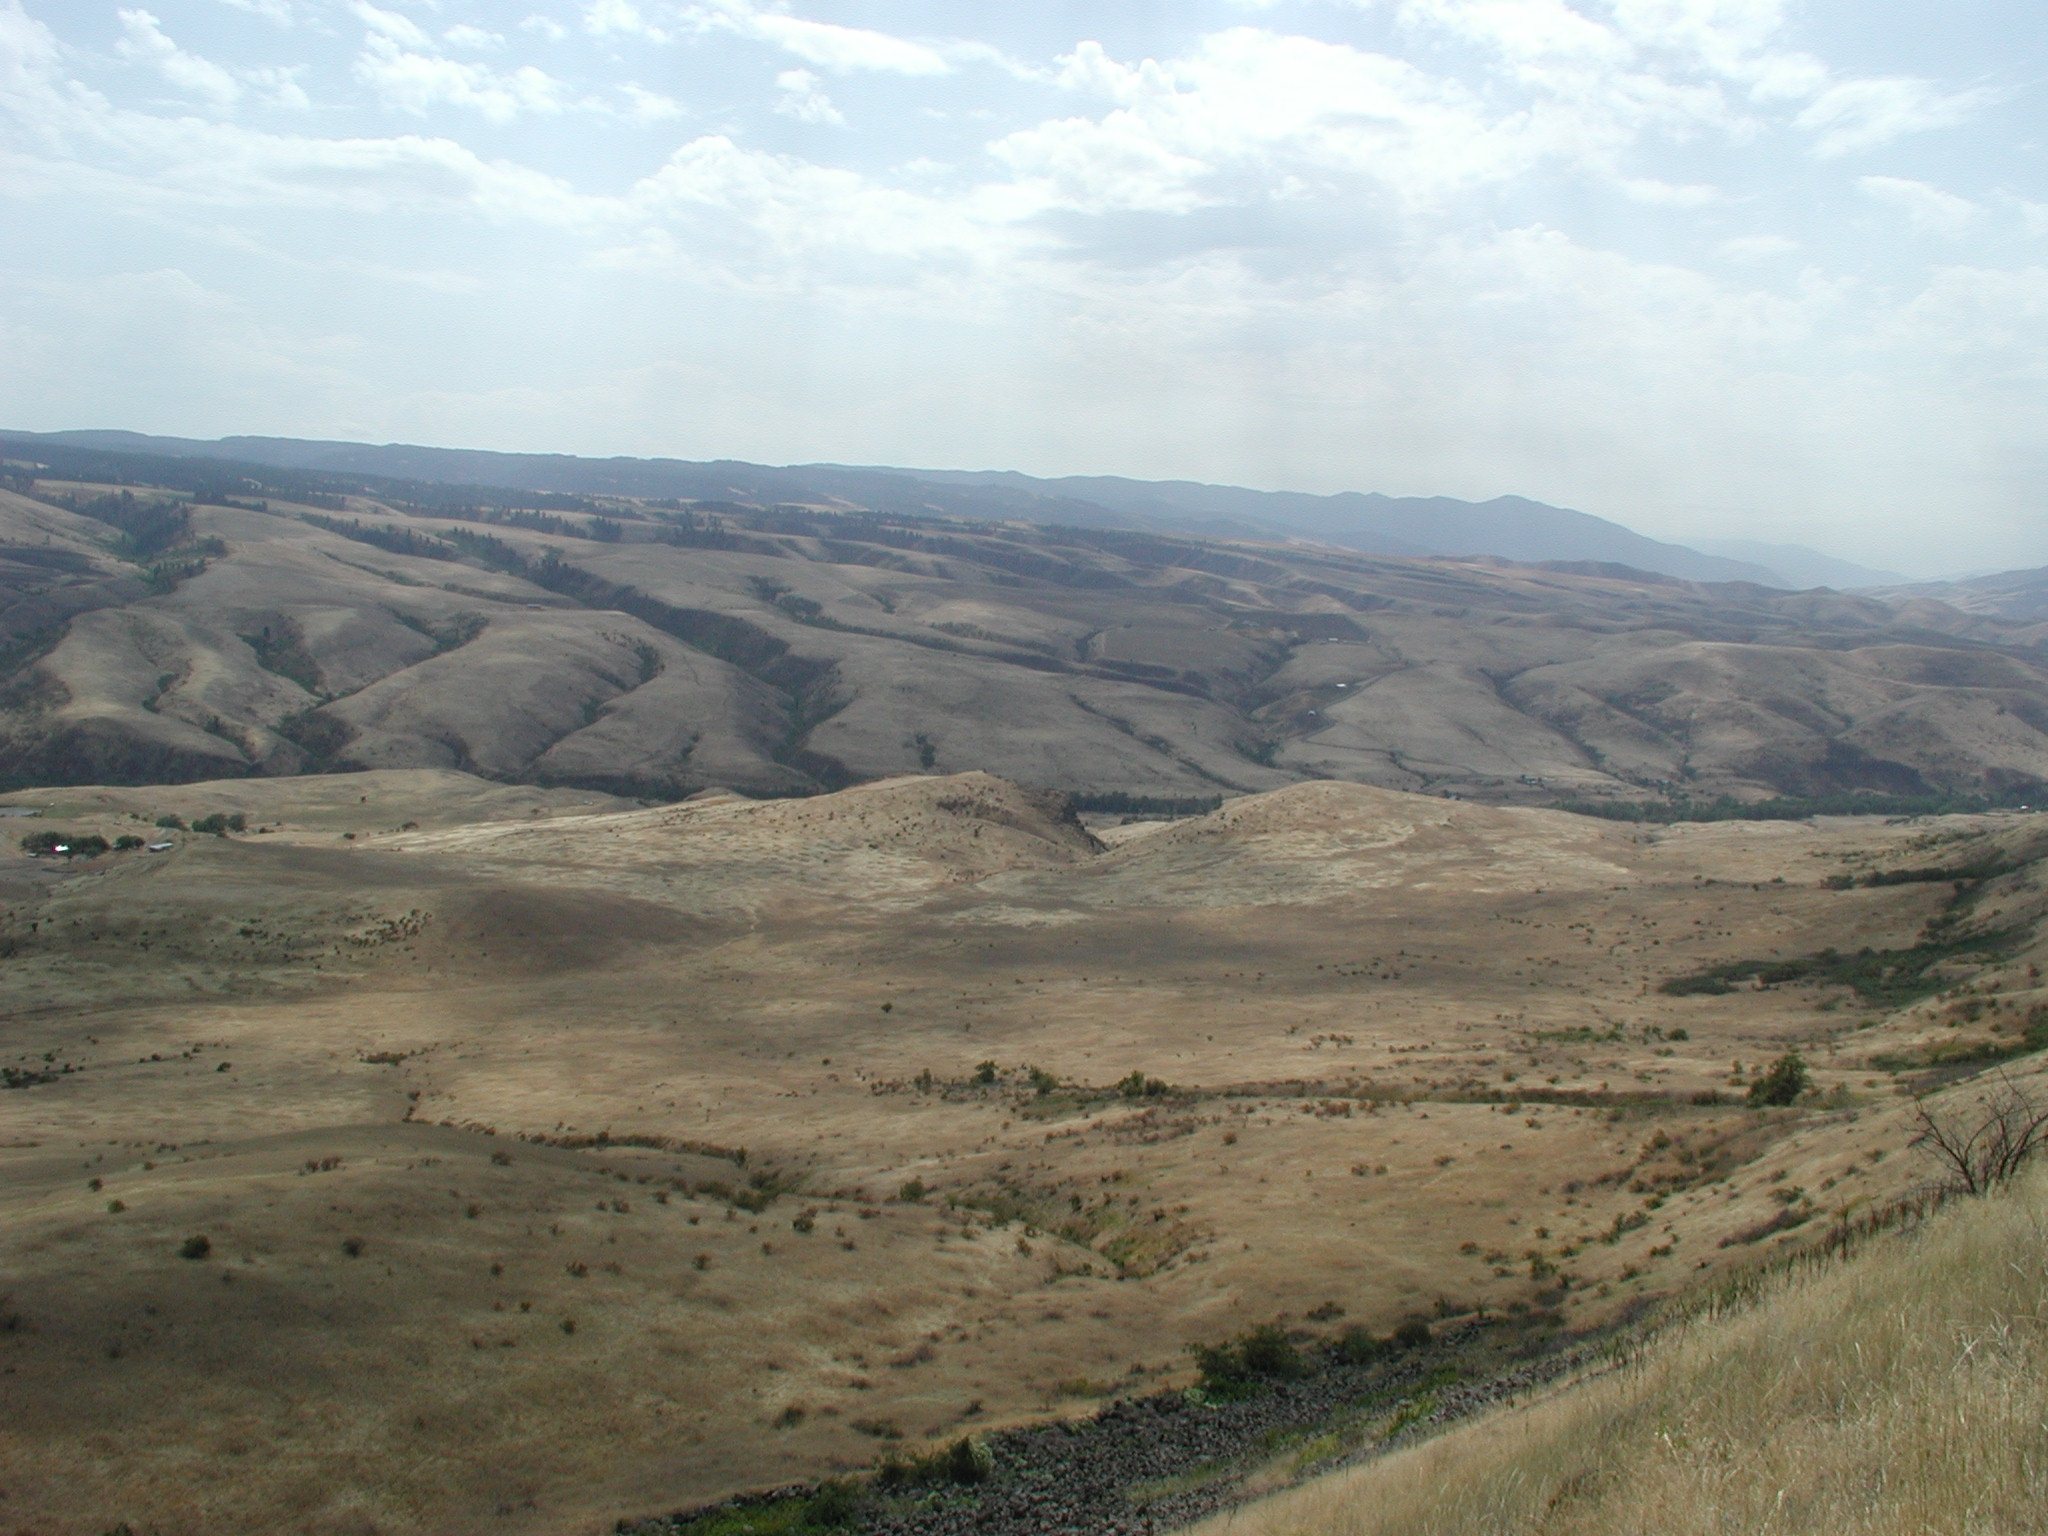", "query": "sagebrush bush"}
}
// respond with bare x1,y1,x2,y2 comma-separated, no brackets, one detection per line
1195,1323,1308,1396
